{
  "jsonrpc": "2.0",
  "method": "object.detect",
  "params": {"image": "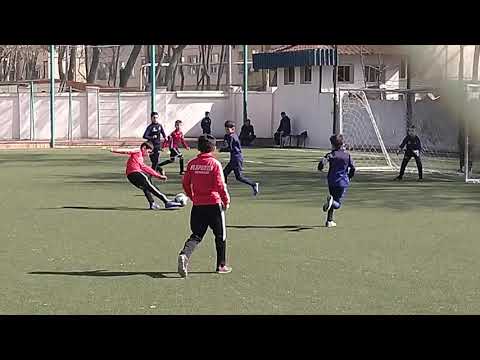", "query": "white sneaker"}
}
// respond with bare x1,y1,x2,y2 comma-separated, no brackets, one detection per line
325,221,337,228
216,265,232,274
177,254,188,278
323,195,333,212
253,183,259,196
